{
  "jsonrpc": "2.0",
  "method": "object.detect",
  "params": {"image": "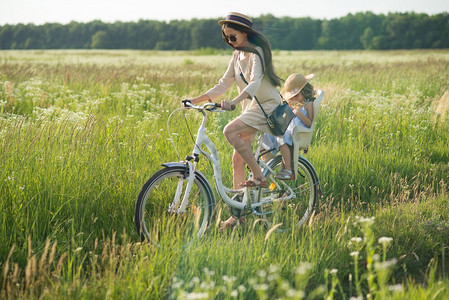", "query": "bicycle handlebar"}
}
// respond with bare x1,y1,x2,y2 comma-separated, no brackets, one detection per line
182,100,235,111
